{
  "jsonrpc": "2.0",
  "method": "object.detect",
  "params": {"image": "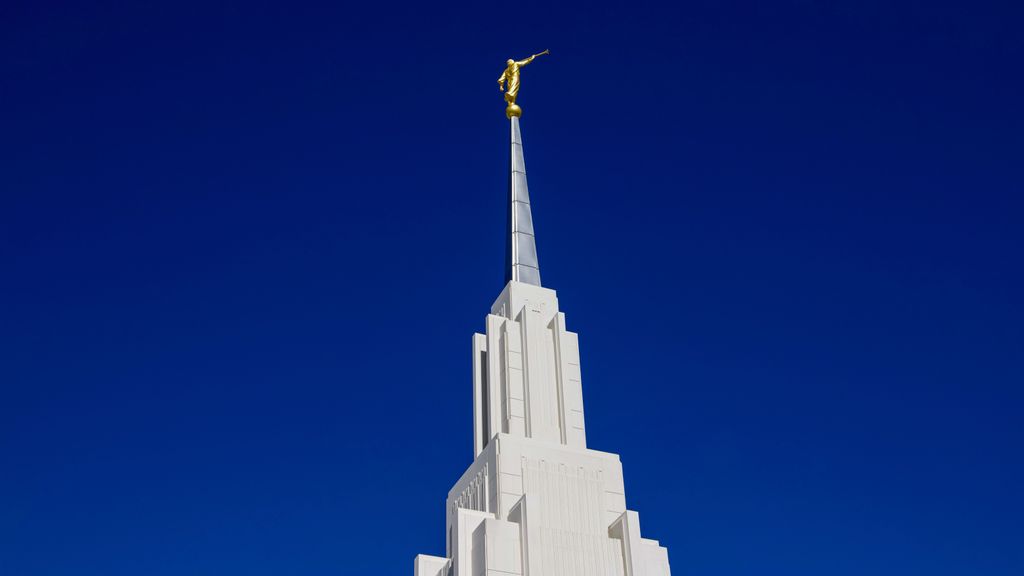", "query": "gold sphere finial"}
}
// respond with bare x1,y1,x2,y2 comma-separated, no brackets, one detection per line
506,103,522,119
